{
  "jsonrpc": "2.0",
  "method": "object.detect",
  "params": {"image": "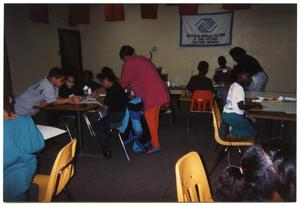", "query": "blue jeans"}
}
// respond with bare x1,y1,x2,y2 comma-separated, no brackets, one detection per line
222,112,256,139
247,71,268,91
